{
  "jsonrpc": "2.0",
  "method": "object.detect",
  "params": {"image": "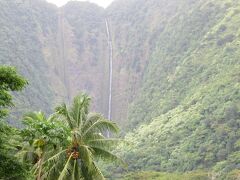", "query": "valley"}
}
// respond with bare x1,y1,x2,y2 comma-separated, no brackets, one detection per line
0,0,239,179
